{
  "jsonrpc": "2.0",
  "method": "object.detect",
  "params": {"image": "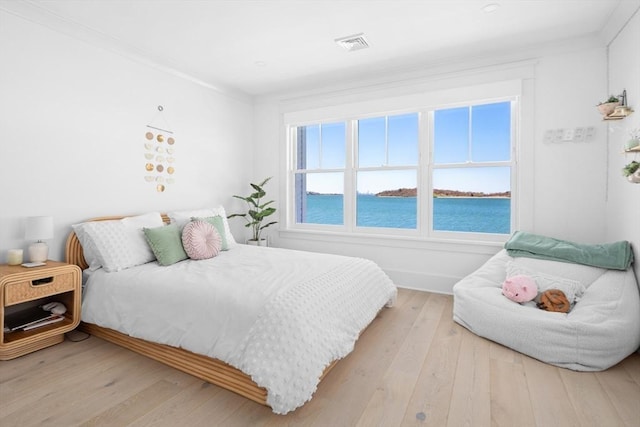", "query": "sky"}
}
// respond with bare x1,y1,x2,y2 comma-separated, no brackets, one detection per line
300,101,511,194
